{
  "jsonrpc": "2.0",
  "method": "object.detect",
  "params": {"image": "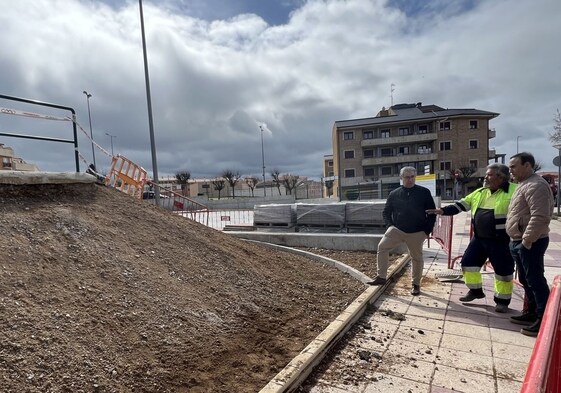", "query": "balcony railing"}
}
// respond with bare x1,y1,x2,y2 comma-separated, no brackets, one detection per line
362,132,437,147
362,152,438,166
488,128,496,139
